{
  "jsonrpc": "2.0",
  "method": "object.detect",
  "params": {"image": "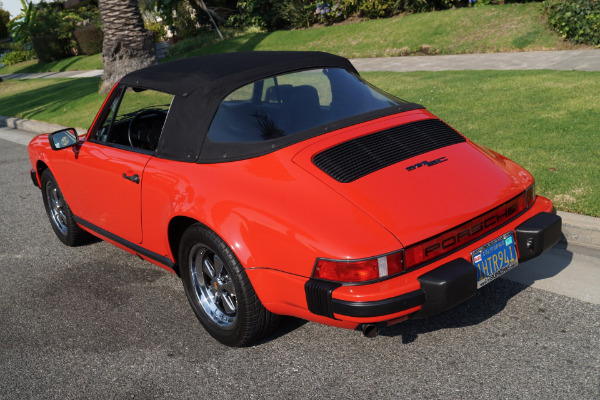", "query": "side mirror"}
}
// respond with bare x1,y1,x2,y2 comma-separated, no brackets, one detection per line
49,128,79,150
